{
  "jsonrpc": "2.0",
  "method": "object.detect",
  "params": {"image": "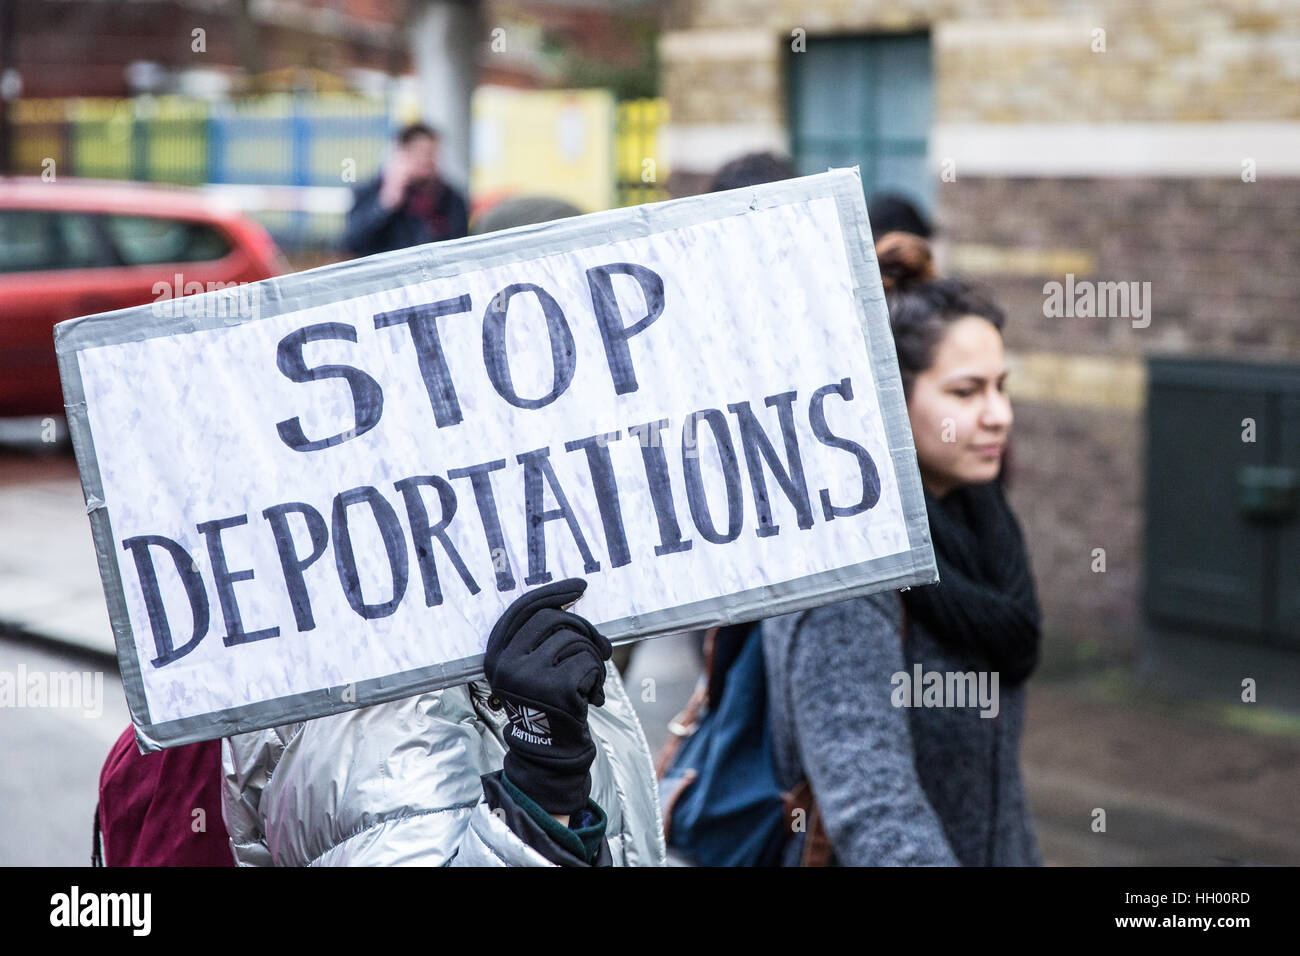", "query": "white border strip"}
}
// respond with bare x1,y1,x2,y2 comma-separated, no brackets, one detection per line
931,122,1300,178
